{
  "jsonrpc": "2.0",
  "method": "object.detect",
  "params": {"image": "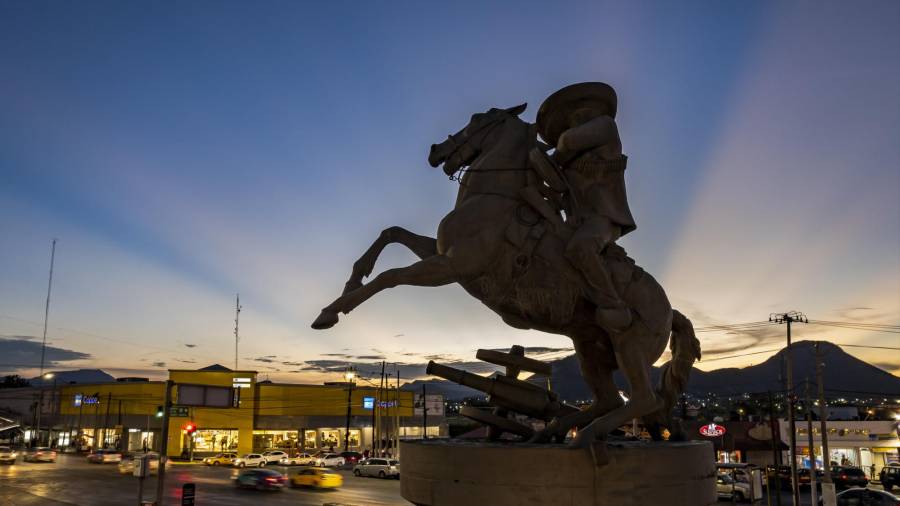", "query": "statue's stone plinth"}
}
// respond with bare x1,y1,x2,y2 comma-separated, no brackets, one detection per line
400,439,717,506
